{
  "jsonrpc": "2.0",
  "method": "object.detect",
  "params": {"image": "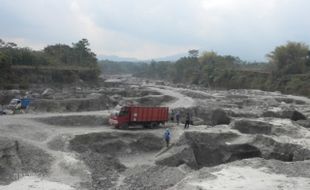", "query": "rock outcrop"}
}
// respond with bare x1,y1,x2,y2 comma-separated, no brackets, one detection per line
231,119,272,135
156,123,310,169
262,109,307,121
210,109,231,125
296,120,310,128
